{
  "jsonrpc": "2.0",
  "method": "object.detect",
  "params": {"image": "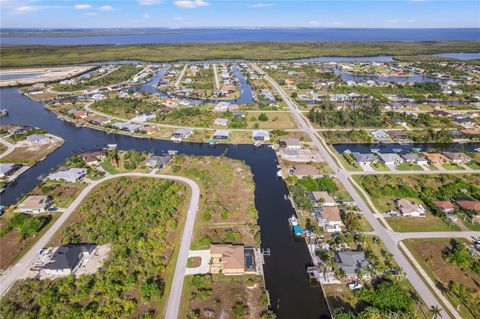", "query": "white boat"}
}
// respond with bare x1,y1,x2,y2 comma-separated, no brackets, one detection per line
277,169,282,178
288,215,299,227
168,150,178,155
475,148,480,153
